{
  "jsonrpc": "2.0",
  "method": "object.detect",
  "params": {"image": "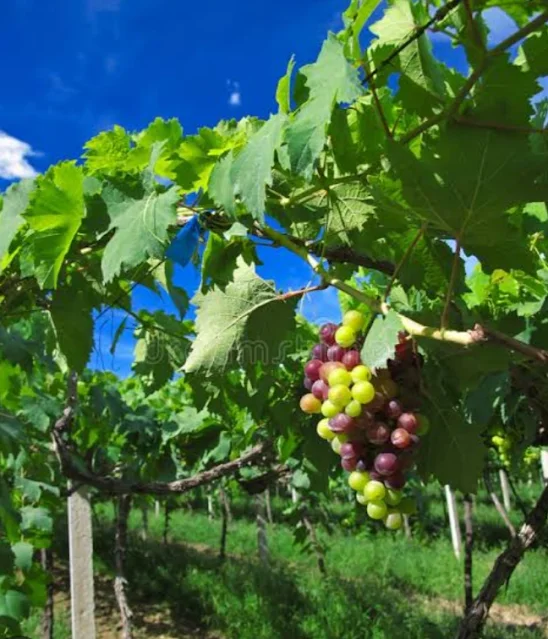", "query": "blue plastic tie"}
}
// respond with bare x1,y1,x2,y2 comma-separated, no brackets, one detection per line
165,215,201,267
